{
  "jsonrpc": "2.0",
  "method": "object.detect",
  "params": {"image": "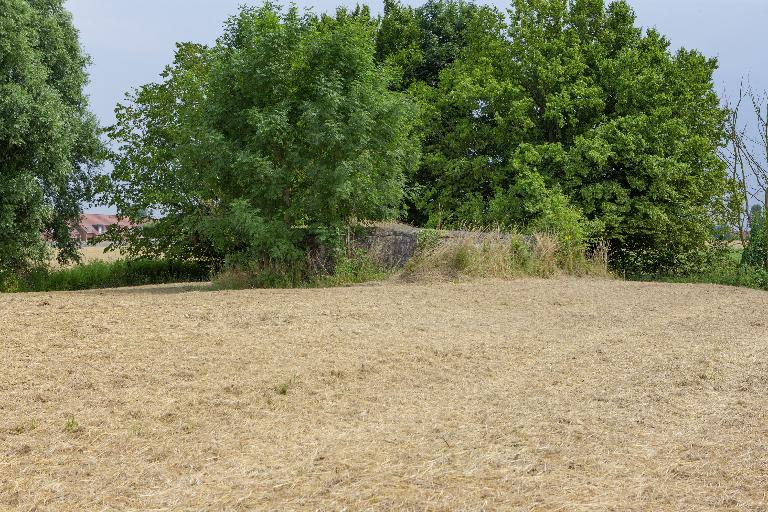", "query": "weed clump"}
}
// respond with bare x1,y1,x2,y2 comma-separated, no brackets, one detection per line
64,416,80,433
274,376,298,396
